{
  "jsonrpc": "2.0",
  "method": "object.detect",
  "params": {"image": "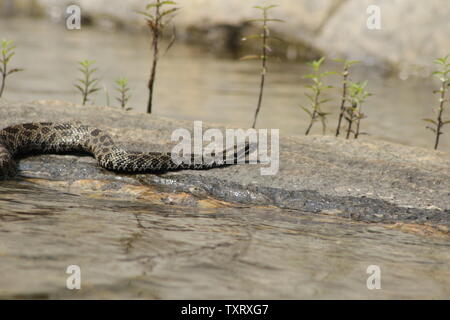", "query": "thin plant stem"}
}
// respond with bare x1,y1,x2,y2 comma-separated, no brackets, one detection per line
147,0,161,114
252,17,268,129
346,115,353,139
305,91,320,135
434,80,447,150
82,66,89,105
424,54,449,150
0,72,5,98
336,66,349,137
355,105,362,139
